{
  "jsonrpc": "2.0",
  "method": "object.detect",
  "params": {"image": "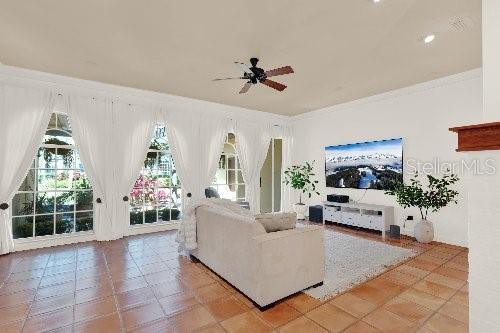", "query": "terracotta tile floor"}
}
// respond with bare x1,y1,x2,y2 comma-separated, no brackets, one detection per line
0,223,469,332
